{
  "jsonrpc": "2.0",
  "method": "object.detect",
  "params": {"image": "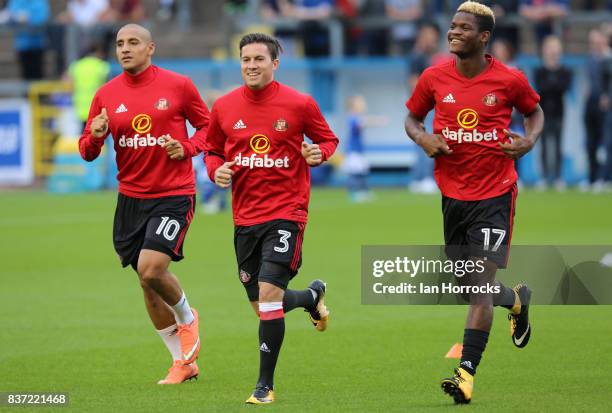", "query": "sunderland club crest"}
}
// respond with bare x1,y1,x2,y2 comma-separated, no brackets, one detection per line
274,118,288,132
239,269,251,283
155,98,169,110
482,93,498,107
